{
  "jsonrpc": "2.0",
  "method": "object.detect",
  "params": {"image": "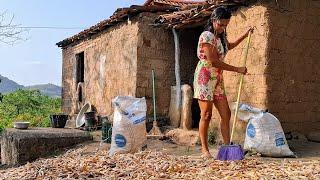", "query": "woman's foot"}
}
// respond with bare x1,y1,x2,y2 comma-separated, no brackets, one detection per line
201,151,213,159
